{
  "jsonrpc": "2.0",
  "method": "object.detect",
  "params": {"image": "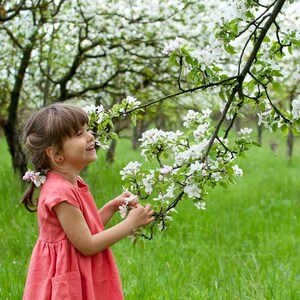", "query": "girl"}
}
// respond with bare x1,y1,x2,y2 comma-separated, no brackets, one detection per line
21,103,154,300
